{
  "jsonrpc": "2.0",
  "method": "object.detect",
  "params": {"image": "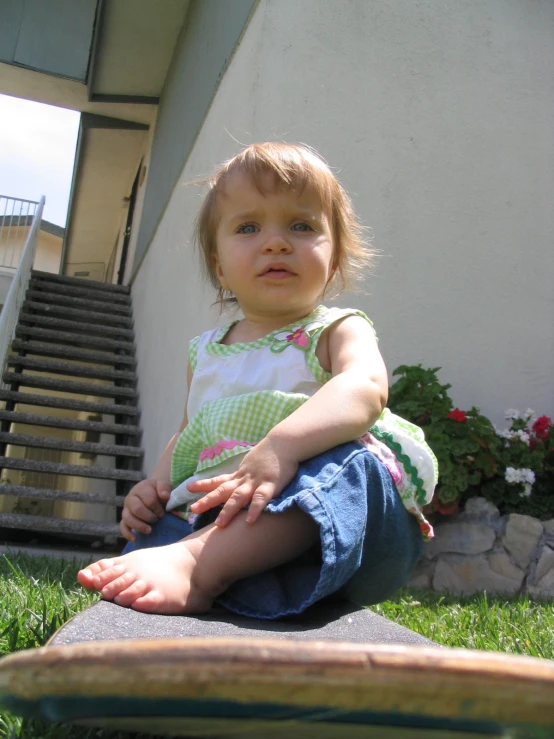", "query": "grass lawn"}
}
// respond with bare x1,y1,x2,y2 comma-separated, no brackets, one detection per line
1,552,554,738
